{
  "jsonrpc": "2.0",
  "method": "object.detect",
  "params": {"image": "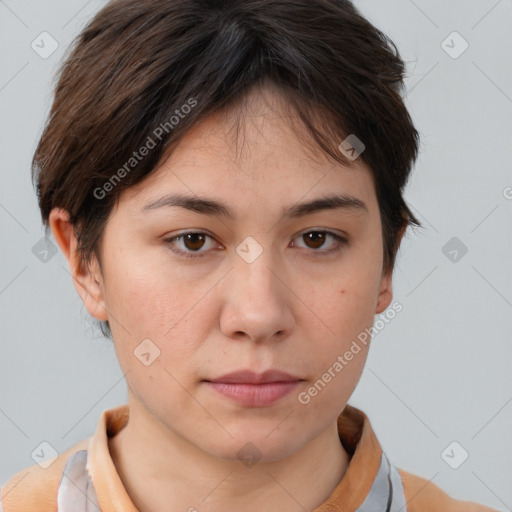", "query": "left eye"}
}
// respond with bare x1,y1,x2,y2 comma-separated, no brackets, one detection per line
291,231,348,253
163,230,348,259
